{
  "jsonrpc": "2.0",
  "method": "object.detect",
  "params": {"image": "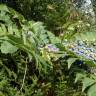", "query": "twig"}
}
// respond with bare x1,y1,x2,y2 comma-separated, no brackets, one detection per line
20,62,27,92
